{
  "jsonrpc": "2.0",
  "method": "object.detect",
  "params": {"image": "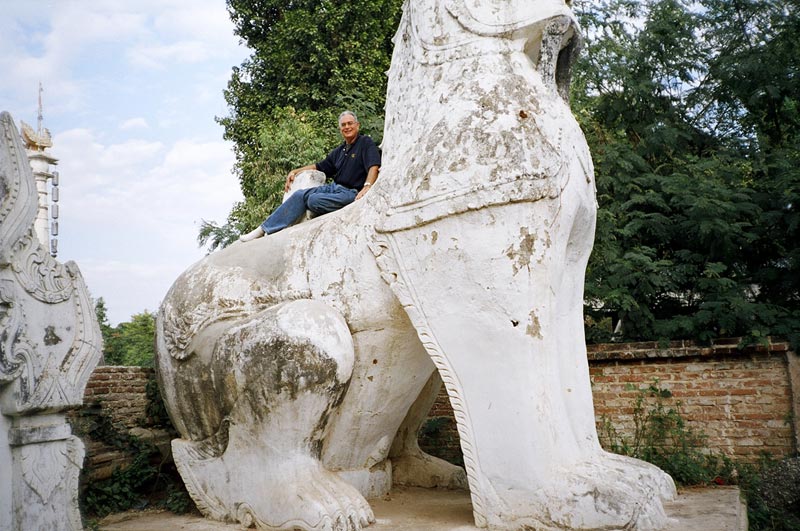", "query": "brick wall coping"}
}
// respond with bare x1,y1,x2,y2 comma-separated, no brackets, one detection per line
90,341,795,371
89,365,155,376
587,338,792,362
